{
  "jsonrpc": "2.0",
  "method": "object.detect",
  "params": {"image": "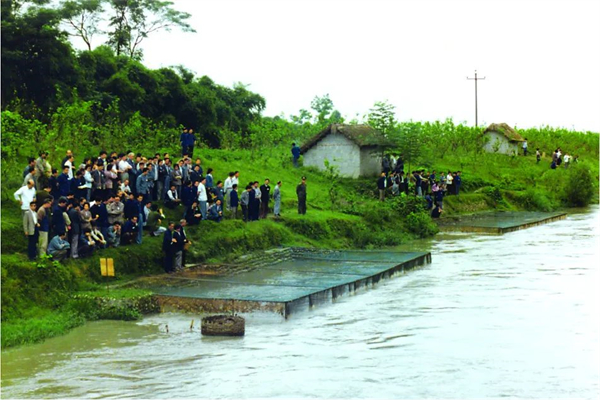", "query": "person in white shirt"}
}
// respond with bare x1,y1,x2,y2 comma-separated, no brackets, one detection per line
120,179,131,195
14,179,37,214
224,172,234,207
165,185,180,209
563,153,570,168
197,177,208,220
64,155,75,179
